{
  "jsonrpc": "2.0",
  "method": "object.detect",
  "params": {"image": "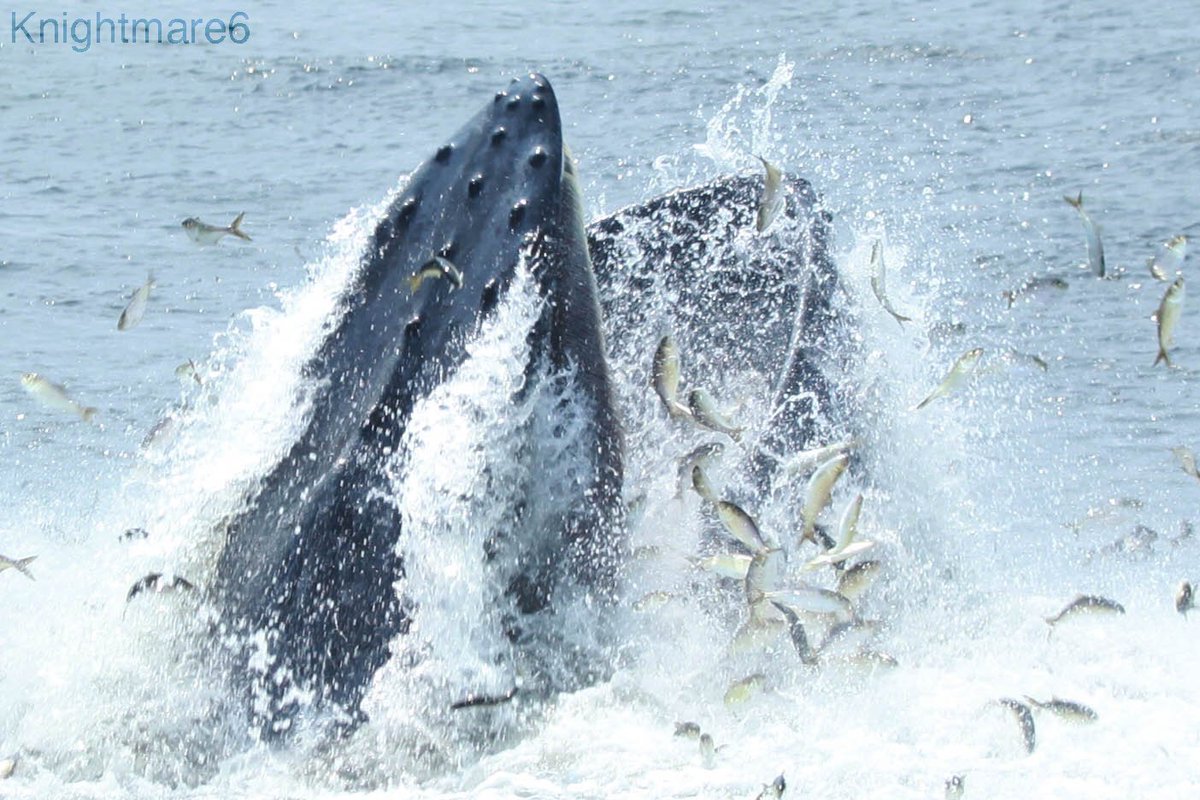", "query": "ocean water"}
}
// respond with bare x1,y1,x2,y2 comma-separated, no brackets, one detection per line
2,1,1199,797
